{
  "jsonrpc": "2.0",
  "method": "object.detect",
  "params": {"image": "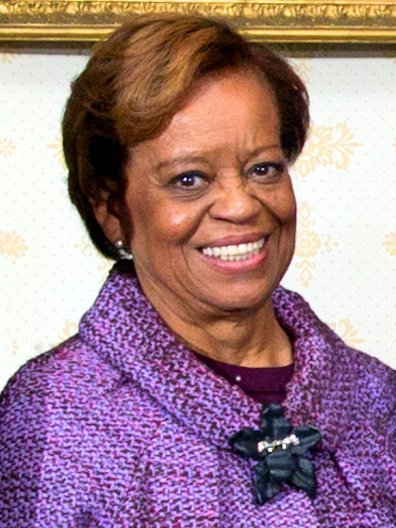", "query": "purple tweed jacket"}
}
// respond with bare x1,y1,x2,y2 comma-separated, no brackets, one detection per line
1,262,395,527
